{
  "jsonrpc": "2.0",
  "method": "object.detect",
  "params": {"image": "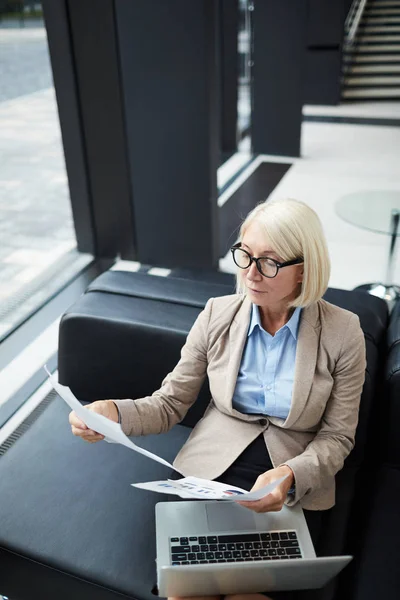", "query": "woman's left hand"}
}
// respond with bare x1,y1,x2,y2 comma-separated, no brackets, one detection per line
236,465,294,513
